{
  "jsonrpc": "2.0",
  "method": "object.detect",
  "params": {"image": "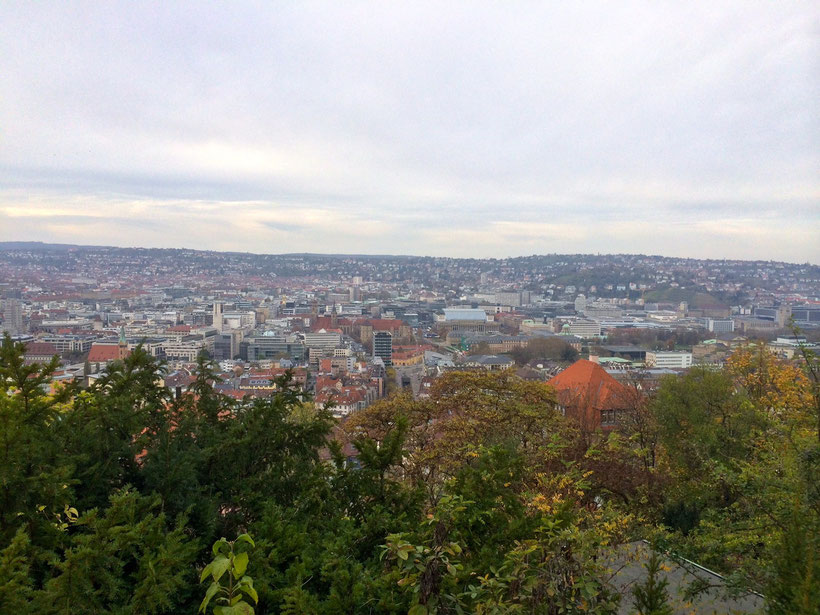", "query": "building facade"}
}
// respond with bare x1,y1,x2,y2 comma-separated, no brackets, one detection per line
645,351,693,369
373,330,393,367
